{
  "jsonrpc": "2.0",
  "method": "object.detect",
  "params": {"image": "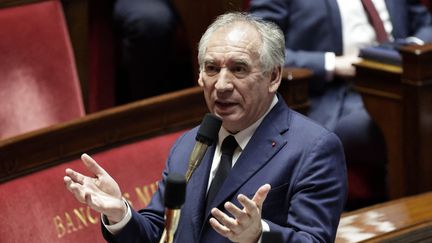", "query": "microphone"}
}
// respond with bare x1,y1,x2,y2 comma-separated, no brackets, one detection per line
159,173,186,243
160,113,221,243
185,113,222,181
